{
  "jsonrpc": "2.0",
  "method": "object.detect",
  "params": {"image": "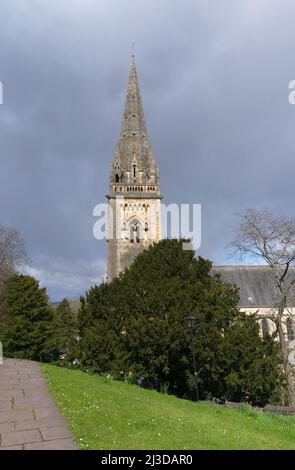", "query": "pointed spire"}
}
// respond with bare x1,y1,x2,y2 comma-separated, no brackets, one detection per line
110,54,160,192
120,54,148,139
